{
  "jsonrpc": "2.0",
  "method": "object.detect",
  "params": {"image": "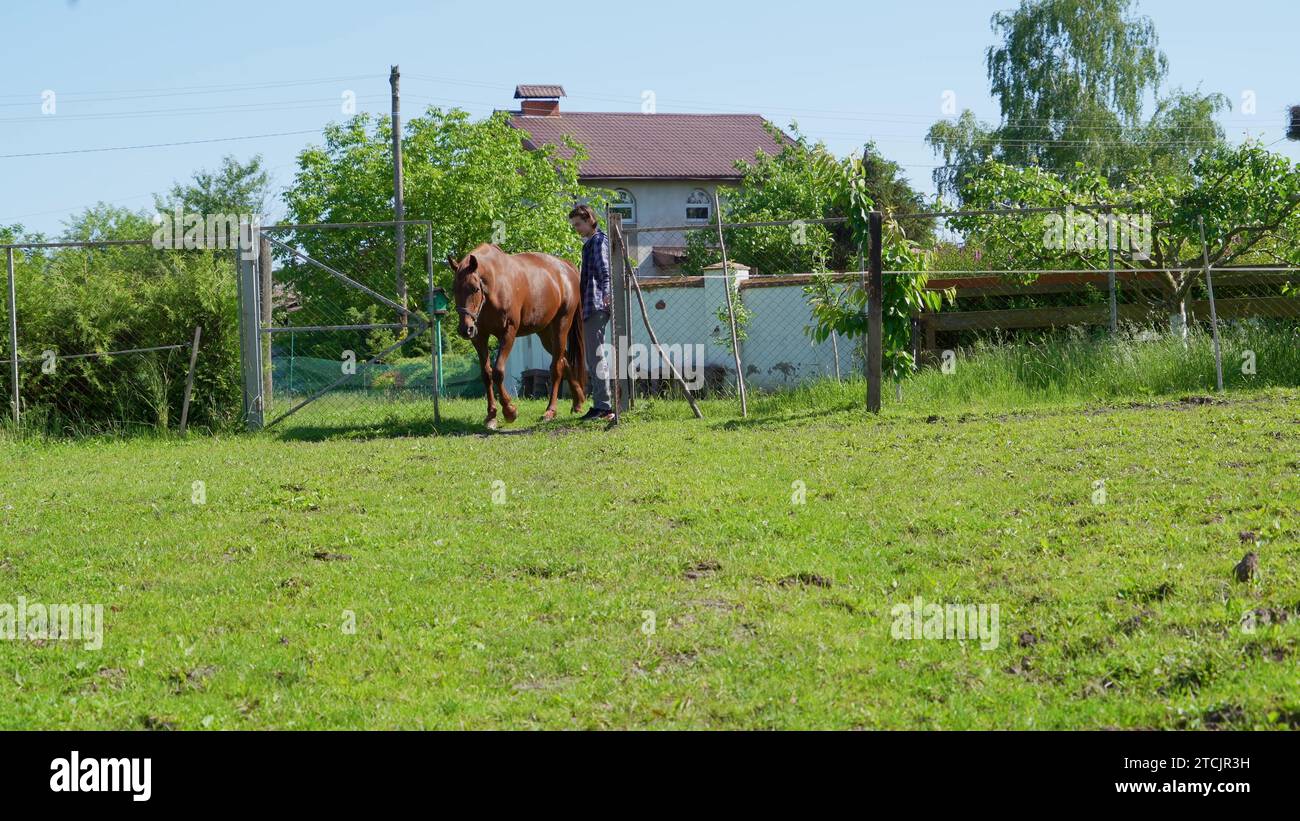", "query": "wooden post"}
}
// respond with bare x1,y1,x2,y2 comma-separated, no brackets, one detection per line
712,190,747,416
259,231,273,407
608,211,631,417
1198,215,1225,392
180,325,202,435
426,224,439,426
6,247,18,424
830,330,842,381
391,65,407,332
624,221,635,411
867,212,883,413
